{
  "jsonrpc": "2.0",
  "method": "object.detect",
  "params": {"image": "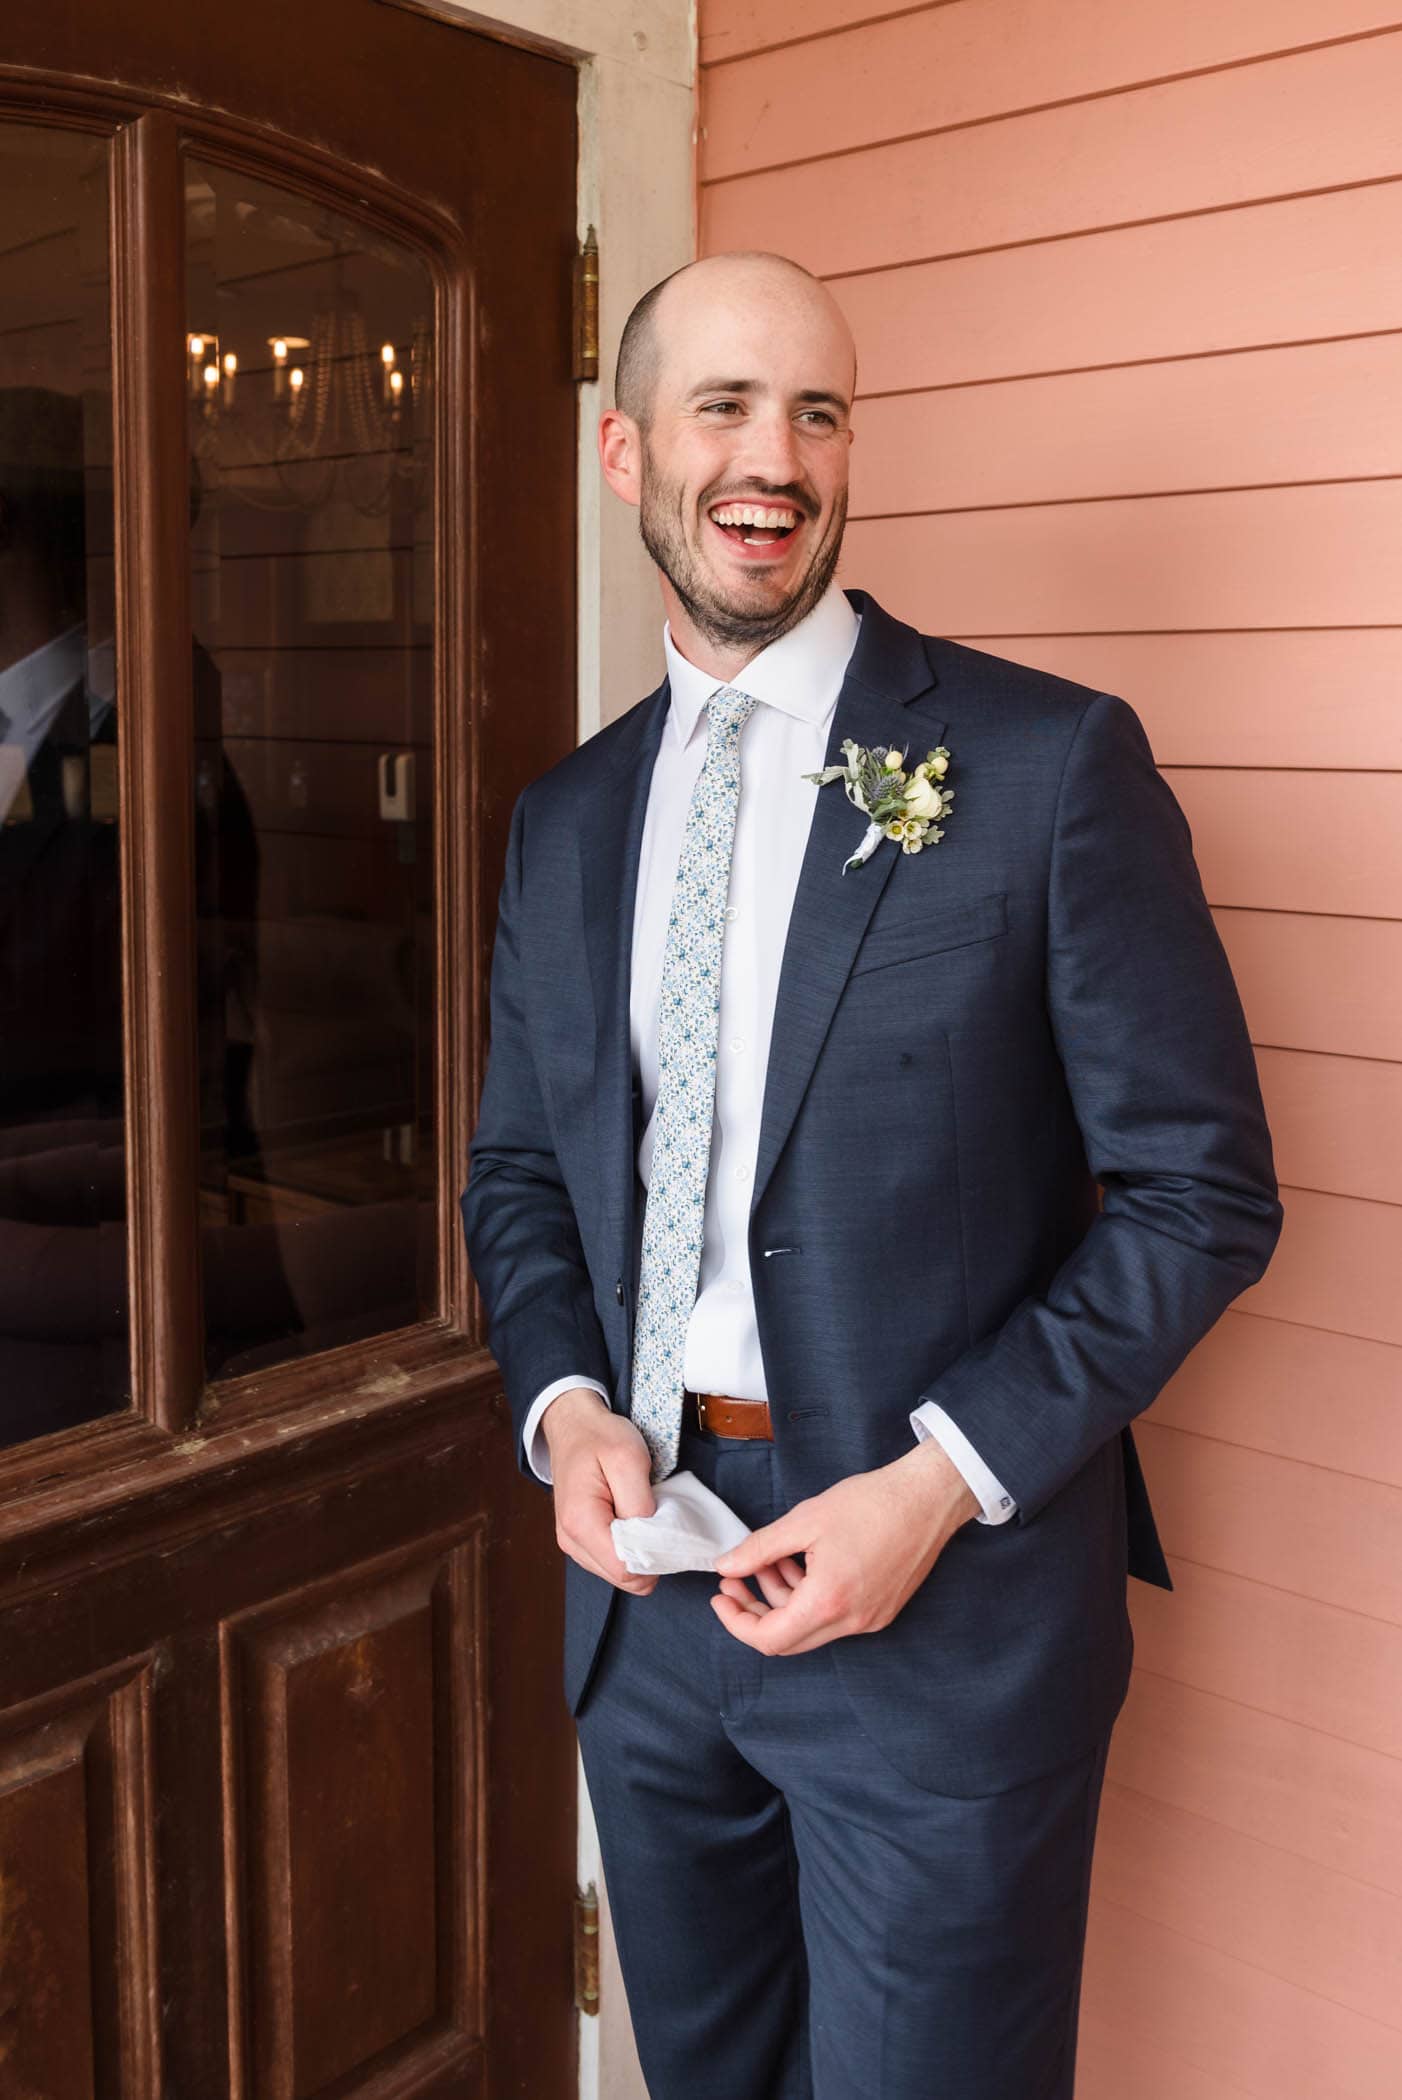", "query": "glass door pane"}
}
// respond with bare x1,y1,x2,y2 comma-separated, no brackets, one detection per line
0,122,123,1447
184,159,437,1379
